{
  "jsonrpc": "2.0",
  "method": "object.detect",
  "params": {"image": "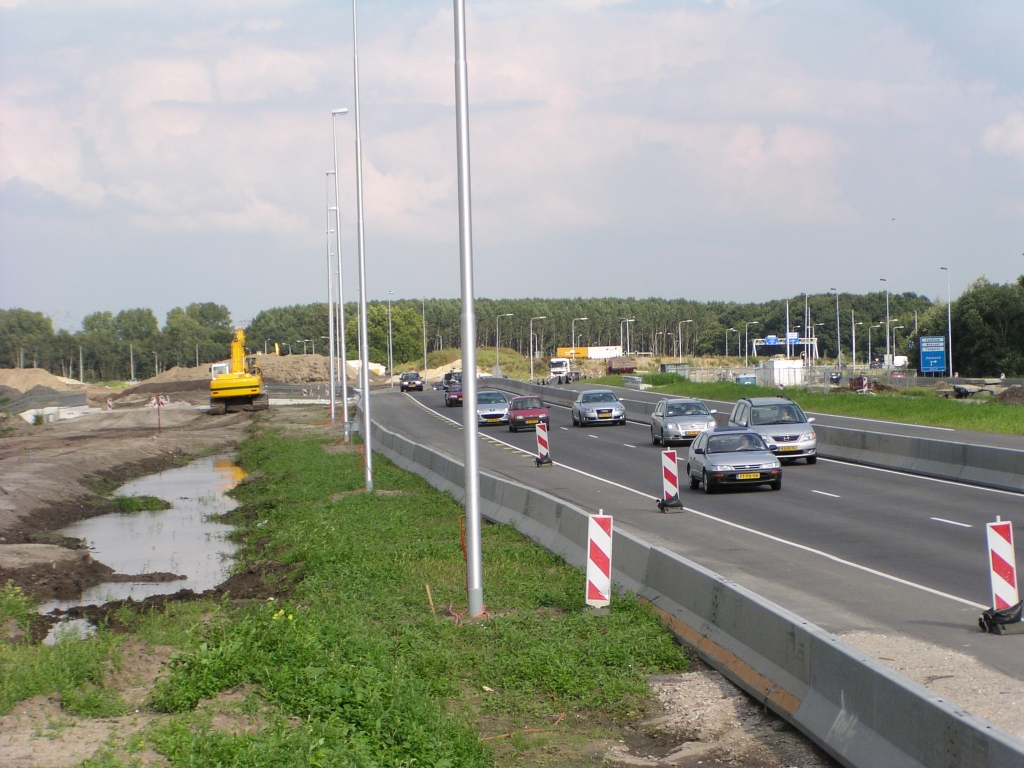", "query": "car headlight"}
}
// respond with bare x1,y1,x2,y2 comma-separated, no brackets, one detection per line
715,464,735,471
802,432,816,440
759,462,778,469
